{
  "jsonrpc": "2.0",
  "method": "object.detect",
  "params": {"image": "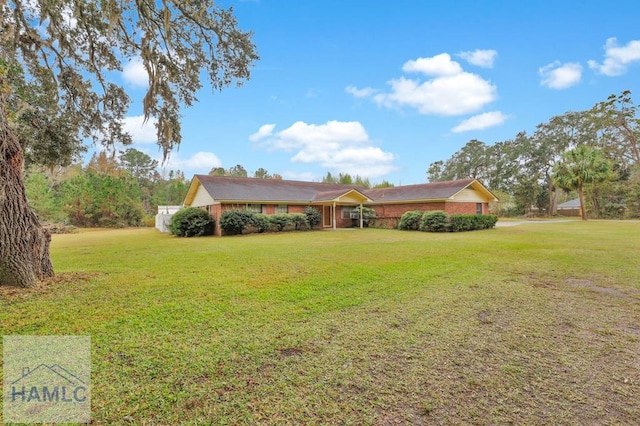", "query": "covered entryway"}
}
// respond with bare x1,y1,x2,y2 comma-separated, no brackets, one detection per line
313,189,372,230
